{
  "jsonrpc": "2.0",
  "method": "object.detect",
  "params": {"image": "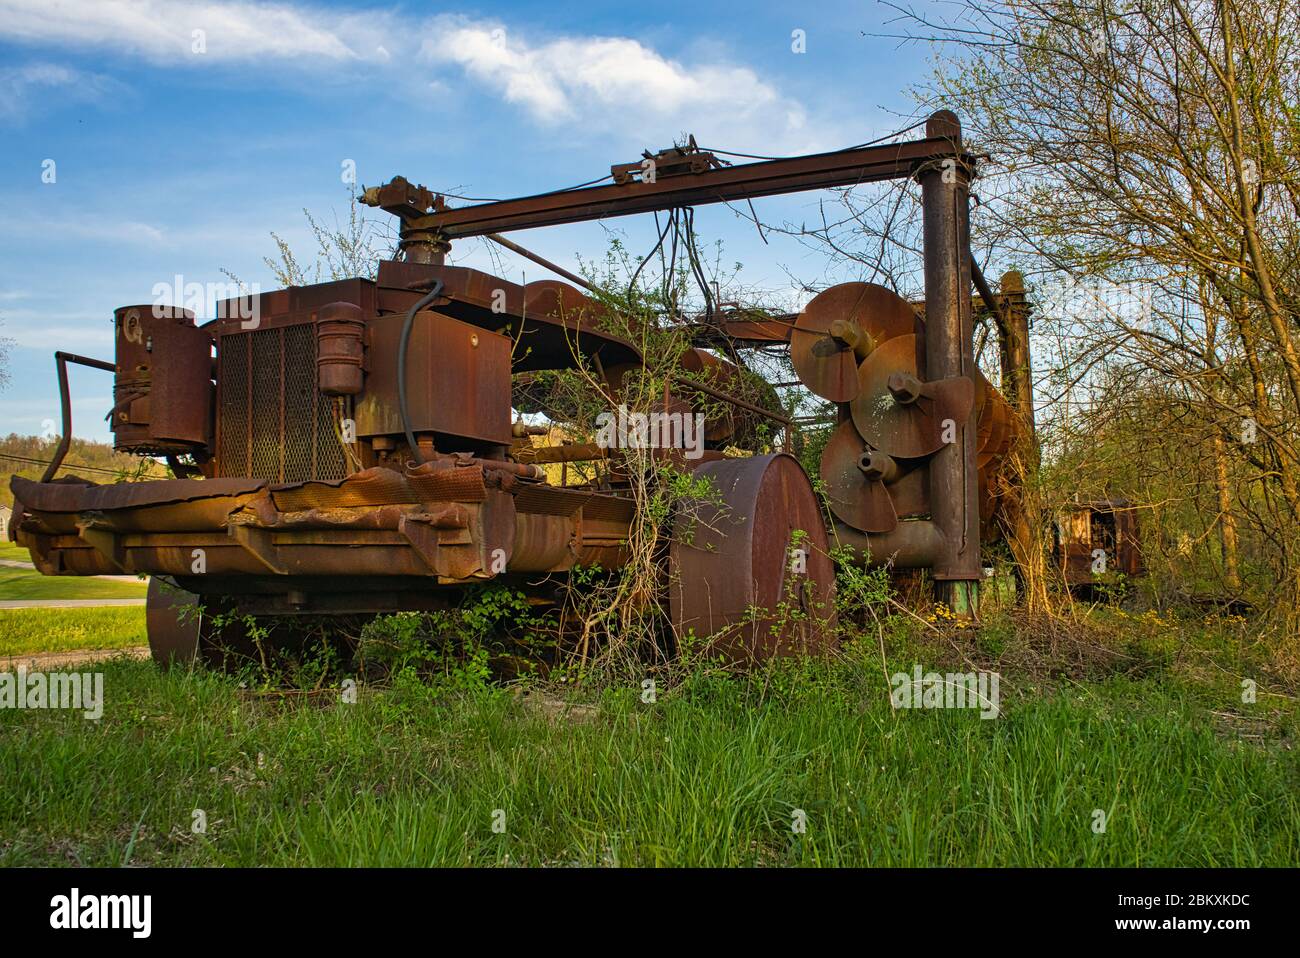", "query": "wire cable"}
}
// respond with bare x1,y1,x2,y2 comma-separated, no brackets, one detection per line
696,118,930,162
398,280,445,465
